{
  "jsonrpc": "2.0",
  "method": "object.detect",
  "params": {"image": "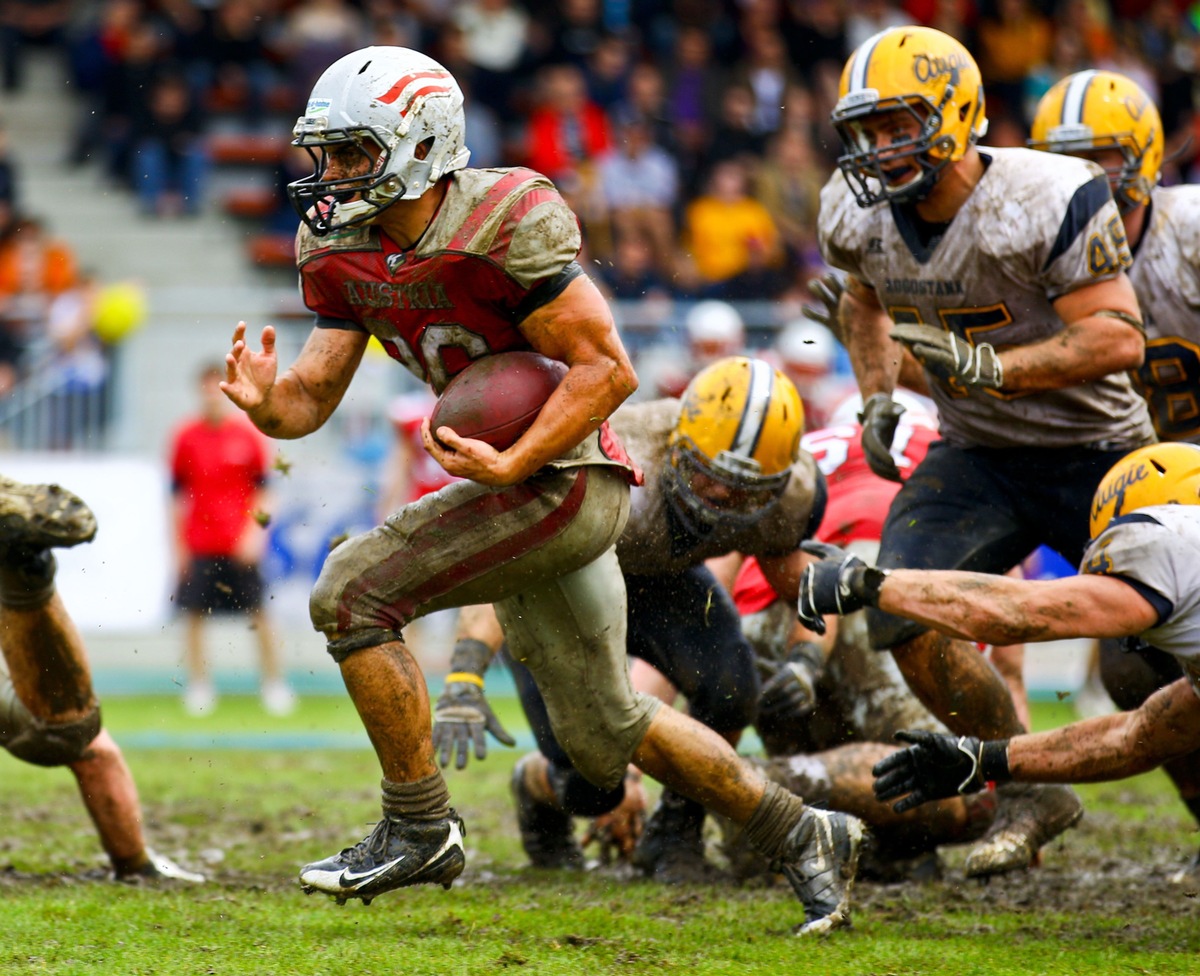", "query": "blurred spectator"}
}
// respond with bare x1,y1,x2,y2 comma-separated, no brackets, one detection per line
681,157,782,290
731,27,799,138
700,82,769,174
616,61,676,152
595,232,672,303
635,297,747,399
753,126,825,279
584,30,633,112
665,26,725,170
902,0,975,38
533,0,607,68
452,0,530,118
975,0,1054,126
0,216,78,356
175,0,279,126
0,0,71,92
523,61,611,252
37,273,112,449
780,0,848,90
169,363,295,718
598,116,679,277
1023,21,1090,123
132,68,209,218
